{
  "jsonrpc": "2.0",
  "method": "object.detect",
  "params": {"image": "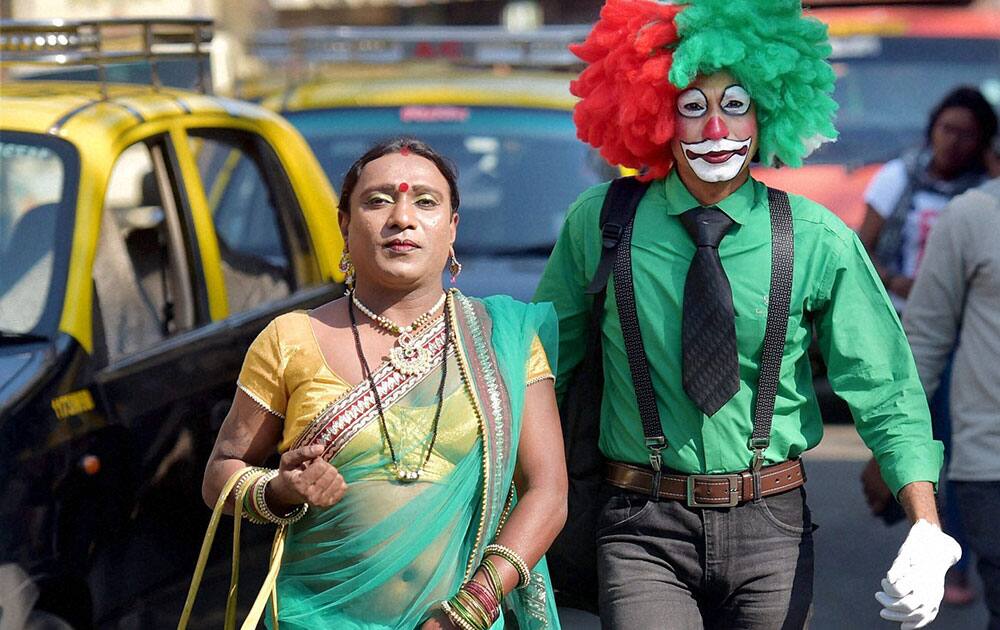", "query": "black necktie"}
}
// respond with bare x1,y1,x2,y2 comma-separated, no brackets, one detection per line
679,206,739,416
